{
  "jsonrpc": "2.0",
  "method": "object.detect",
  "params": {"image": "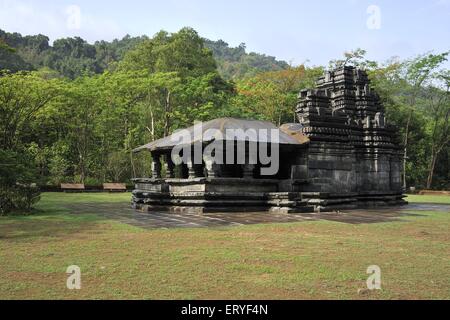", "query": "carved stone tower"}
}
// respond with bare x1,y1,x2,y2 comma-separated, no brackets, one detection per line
295,66,404,209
